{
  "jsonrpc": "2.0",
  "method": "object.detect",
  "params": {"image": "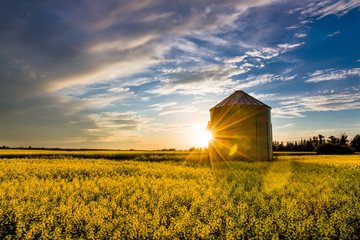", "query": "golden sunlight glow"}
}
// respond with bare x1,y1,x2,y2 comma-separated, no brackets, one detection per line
197,130,213,148
189,125,213,149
